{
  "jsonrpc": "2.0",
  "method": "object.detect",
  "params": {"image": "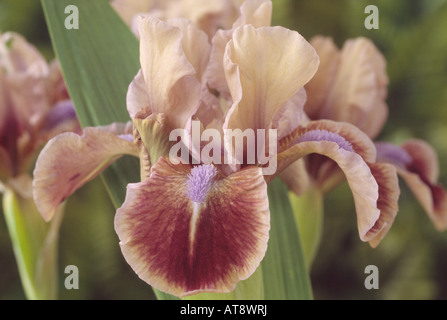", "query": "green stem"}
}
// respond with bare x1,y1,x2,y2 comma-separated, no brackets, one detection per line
289,187,324,270
262,178,313,299
2,187,63,299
